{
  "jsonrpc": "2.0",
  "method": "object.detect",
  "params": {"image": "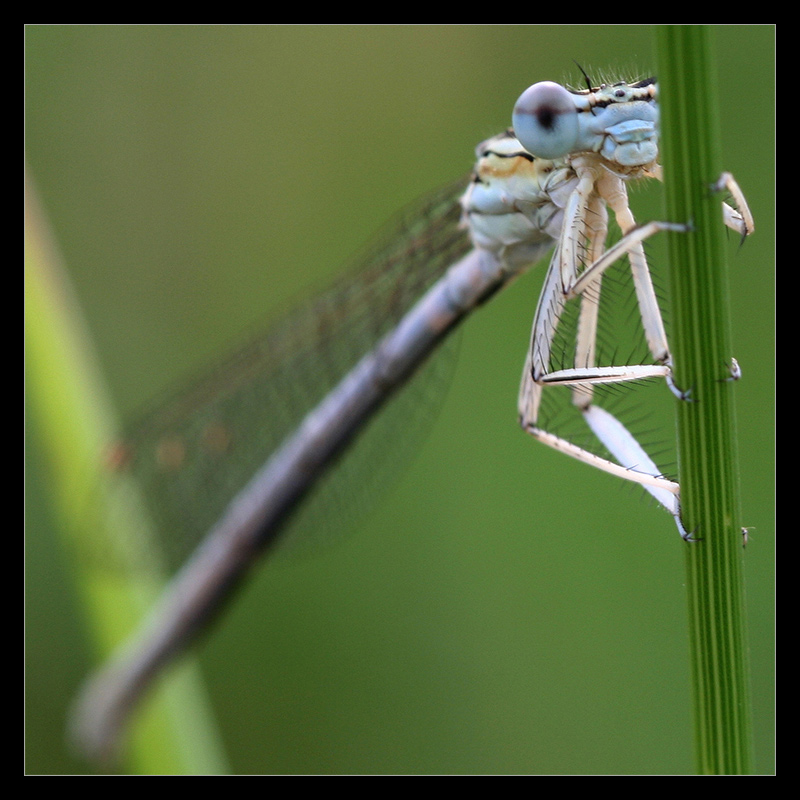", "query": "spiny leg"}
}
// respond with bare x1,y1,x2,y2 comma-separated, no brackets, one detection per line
713,172,755,239
519,169,753,537
571,191,607,411
517,254,688,538
519,167,691,537
522,404,691,540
